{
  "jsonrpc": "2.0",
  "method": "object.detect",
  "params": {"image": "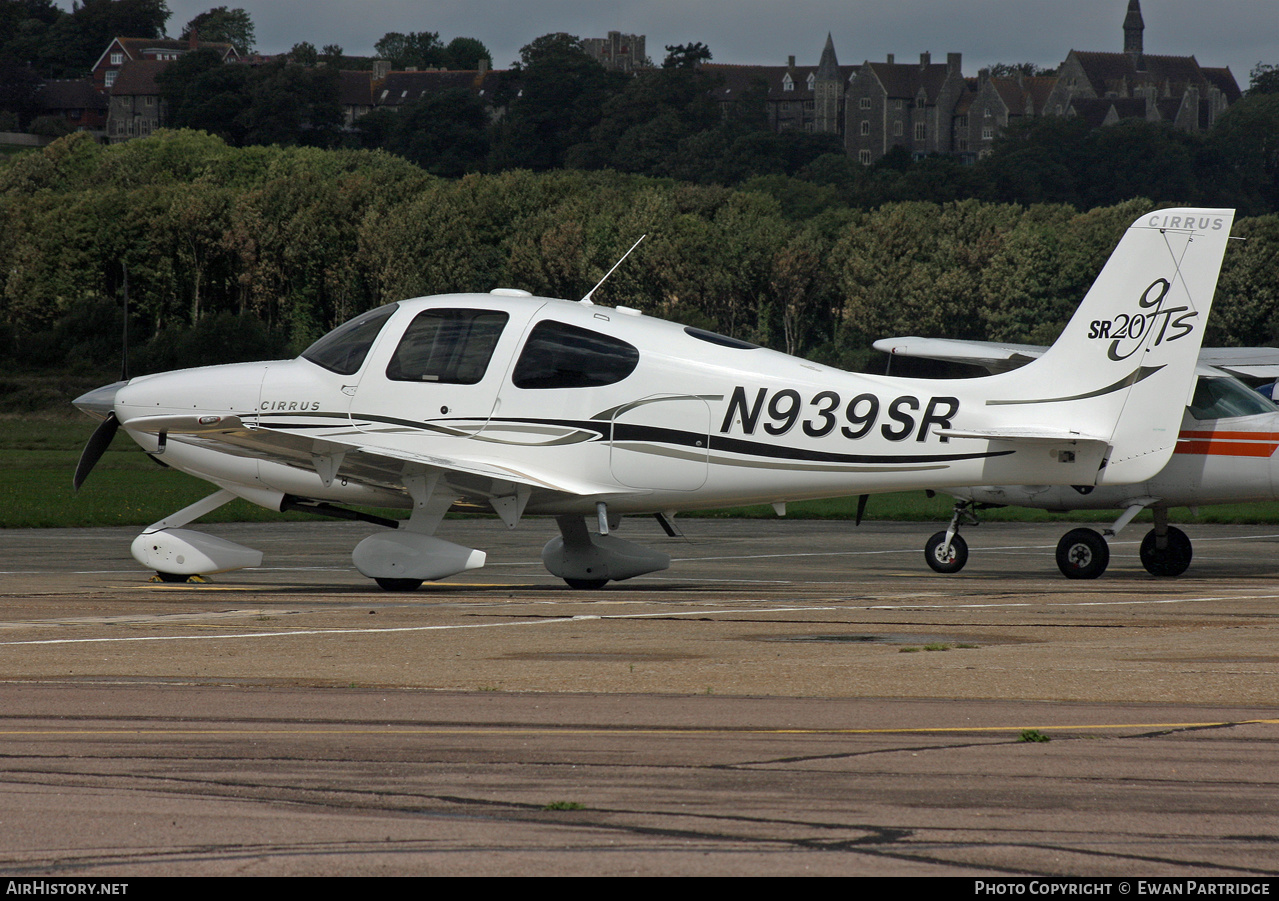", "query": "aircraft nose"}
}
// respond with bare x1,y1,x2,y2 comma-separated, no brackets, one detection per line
72,380,129,420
